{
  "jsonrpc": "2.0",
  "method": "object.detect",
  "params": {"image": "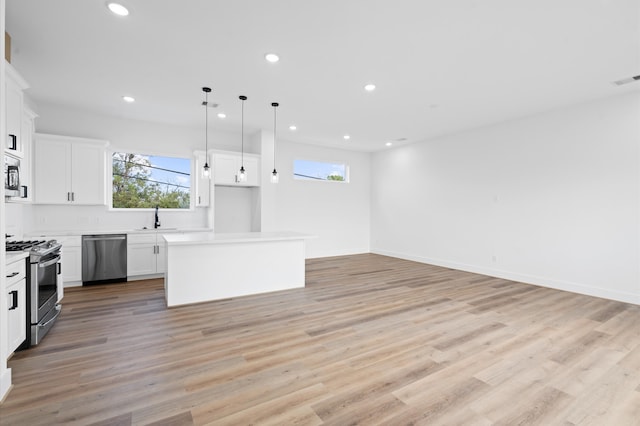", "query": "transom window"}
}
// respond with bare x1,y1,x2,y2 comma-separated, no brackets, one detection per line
112,152,191,208
293,159,349,182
